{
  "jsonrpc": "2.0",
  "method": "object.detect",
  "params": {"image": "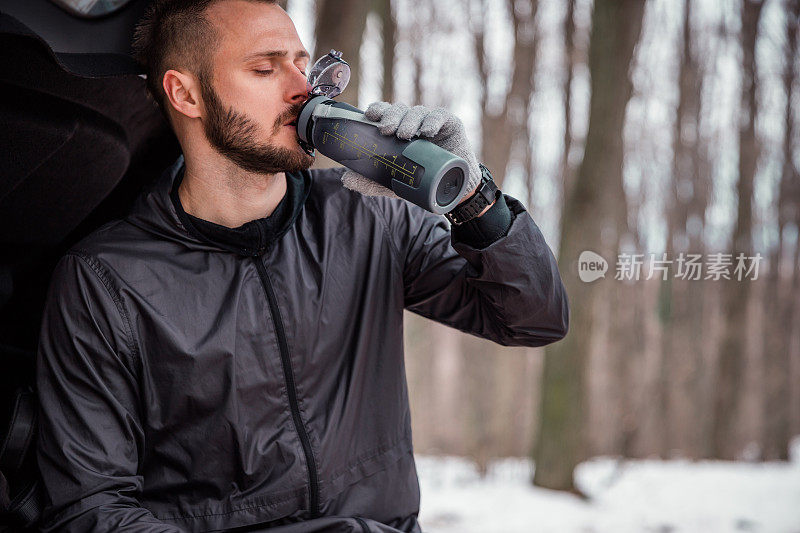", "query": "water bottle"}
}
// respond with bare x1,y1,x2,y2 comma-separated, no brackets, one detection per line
295,51,470,214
